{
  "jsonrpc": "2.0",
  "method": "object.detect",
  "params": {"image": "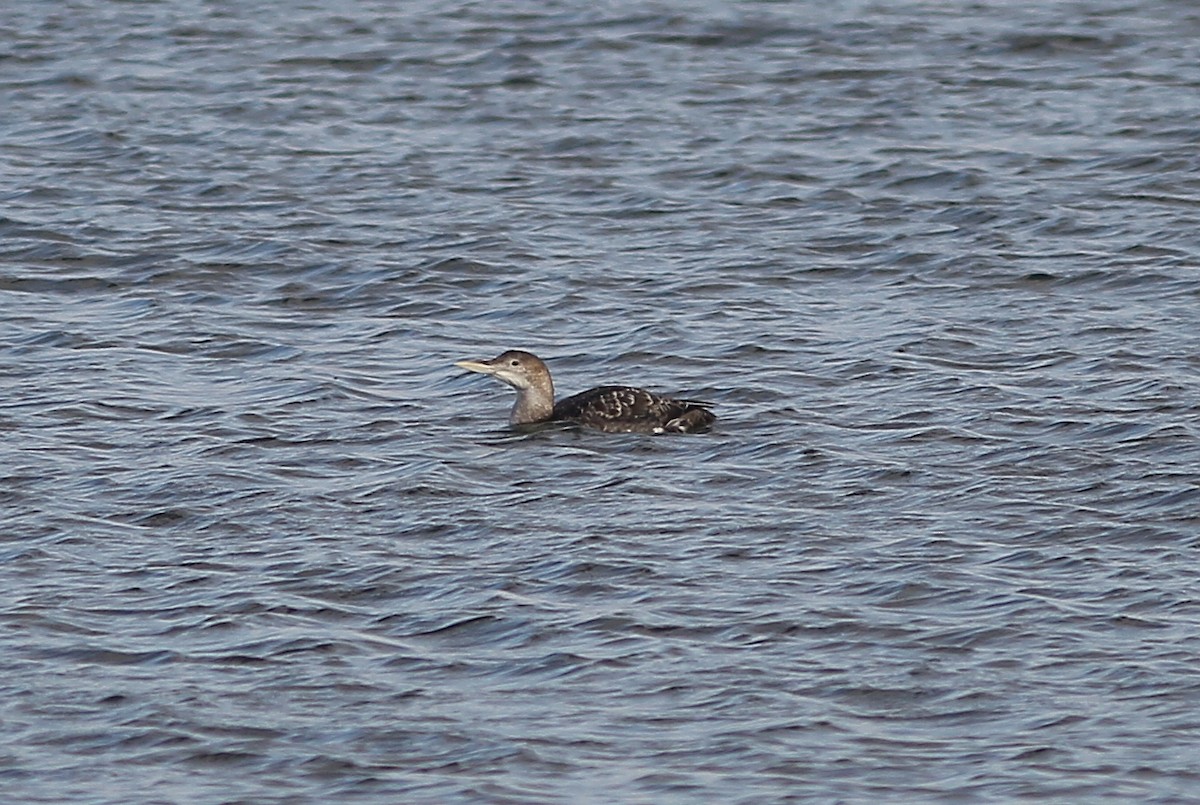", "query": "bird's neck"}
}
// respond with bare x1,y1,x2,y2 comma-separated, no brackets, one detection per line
510,375,555,424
